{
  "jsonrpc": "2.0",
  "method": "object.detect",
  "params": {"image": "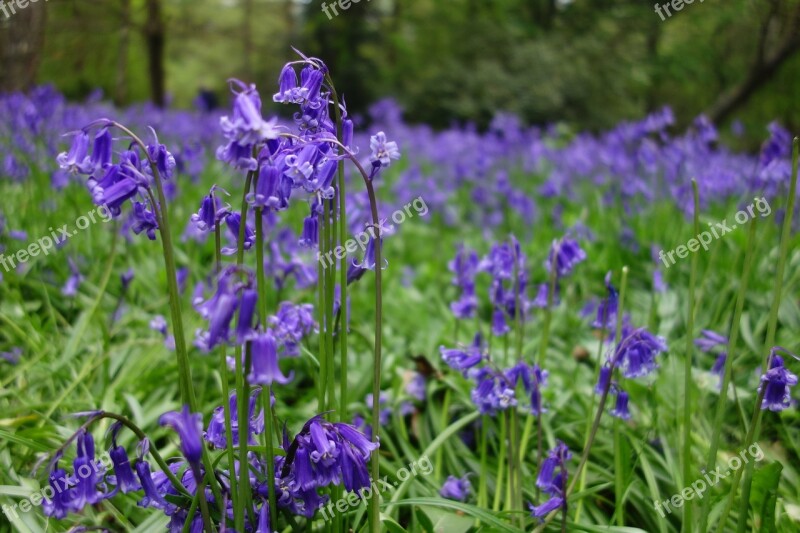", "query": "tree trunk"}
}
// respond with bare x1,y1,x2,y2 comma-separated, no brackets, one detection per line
0,0,48,92
706,2,800,123
115,0,132,105
144,0,166,107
